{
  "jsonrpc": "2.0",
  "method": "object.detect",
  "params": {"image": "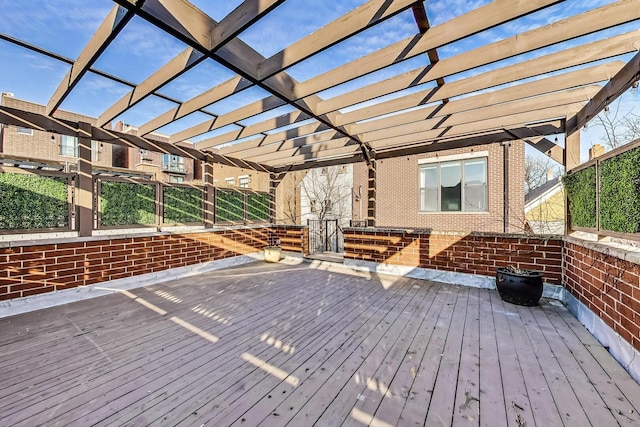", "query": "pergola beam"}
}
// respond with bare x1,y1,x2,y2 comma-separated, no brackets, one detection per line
46,4,136,116
114,0,373,162
137,0,415,136
138,75,252,136
567,50,640,136
318,17,640,117
369,105,579,150
253,101,577,165
257,0,418,79
359,85,598,144
270,122,563,173
202,23,638,151
97,47,205,127
199,46,631,154
175,0,564,144
348,63,617,137
293,0,564,99
235,81,596,164
97,0,285,127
